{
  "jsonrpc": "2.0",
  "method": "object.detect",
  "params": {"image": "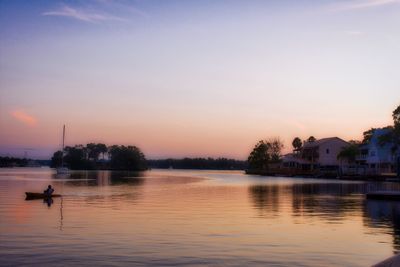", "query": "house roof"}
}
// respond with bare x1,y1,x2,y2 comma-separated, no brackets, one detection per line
303,137,349,148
